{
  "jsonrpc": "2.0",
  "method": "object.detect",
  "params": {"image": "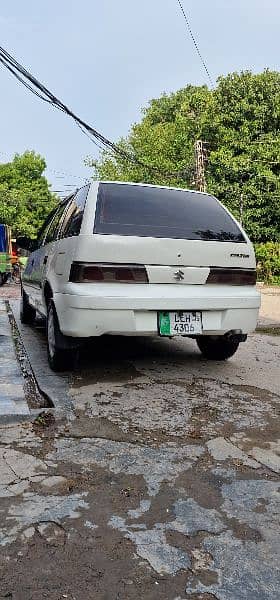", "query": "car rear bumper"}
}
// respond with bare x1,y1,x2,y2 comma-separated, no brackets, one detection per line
54,284,261,338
